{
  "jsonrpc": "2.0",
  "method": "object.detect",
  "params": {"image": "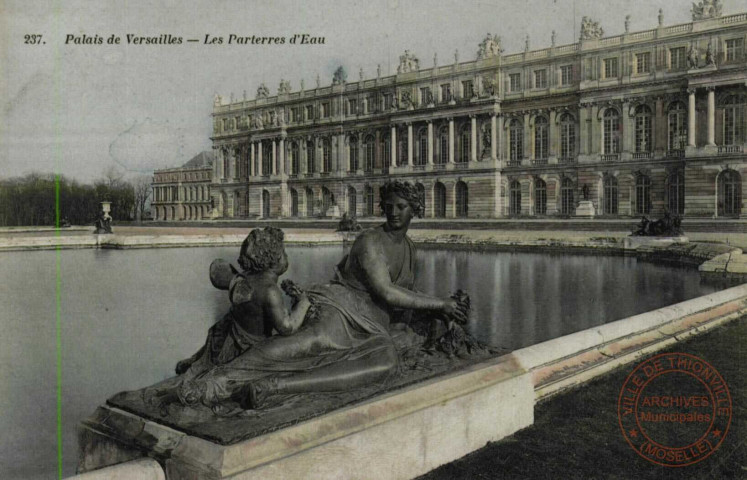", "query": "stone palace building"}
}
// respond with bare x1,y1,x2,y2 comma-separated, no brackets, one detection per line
204,2,745,221
152,151,213,221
